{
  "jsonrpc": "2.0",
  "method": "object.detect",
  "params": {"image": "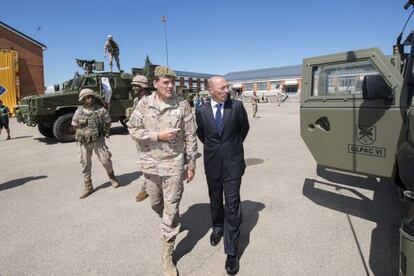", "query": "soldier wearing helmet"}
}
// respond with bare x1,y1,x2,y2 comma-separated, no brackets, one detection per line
71,88,121,199
130,74,151,202
104,35,121,72
127,66,197,276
